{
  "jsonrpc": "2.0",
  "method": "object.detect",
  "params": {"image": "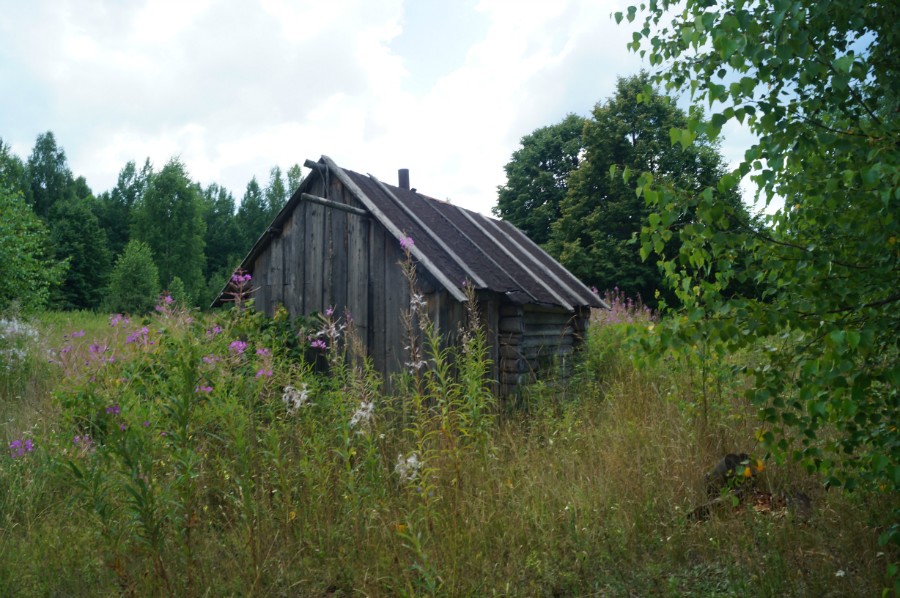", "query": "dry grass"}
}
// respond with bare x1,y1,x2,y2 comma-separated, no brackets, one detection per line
0,309,896,596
